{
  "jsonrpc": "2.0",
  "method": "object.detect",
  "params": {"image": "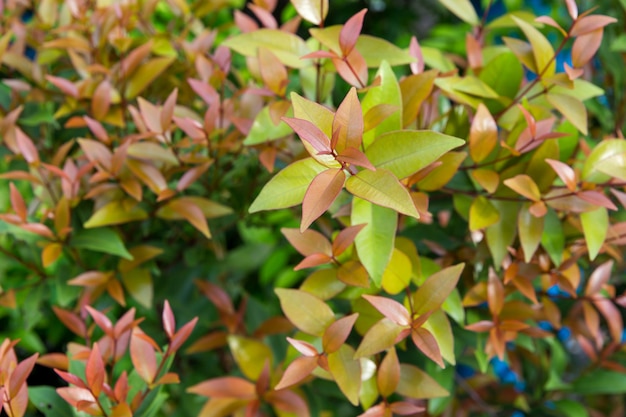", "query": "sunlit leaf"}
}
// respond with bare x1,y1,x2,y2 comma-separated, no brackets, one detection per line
223,29,309,68
396,364,449,399
227,335,272,380
438,0,479,25
512,16,555,77
581,207,608,261
290,0,328,25
328,344,361,406
275,289,334,336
